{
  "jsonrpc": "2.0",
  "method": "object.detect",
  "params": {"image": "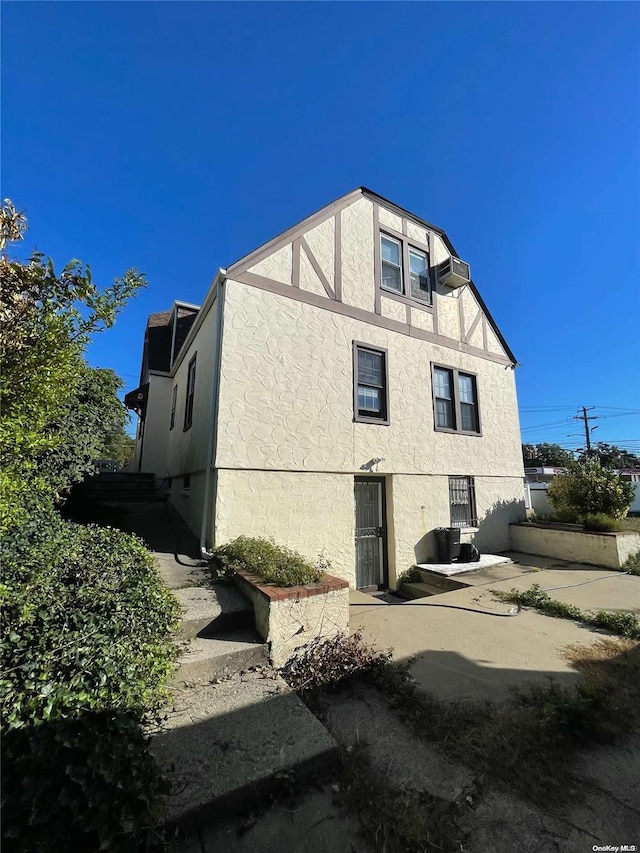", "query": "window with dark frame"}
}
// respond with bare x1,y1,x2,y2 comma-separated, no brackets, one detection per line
432,364,480,434
354,343,389,424
183,355,197,431
449,476,477,528
169,385,177,430
380,232,431,304
381,235,403,293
